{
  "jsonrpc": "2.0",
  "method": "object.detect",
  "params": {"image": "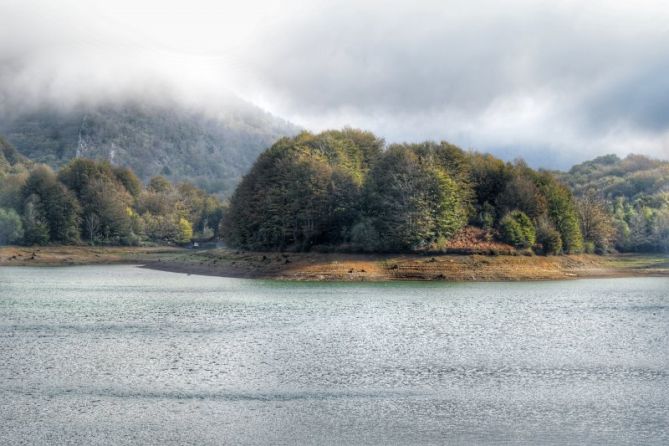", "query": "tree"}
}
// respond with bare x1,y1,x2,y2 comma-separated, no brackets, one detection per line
80,178,133,242
177,217,193,244
21,194,49,245
350,218,380,252
497,171,547,220
499,210,536,249
112,166,142,198
148,176,172,193
0,172,28,211
365,146,467,251
225,130,379,250
22,165,80,243
468,152,510,223
0,208,24,244
84,213,101,245
536,217,563,255
576,190,616,253
536,173,584,253
59,159,133,243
